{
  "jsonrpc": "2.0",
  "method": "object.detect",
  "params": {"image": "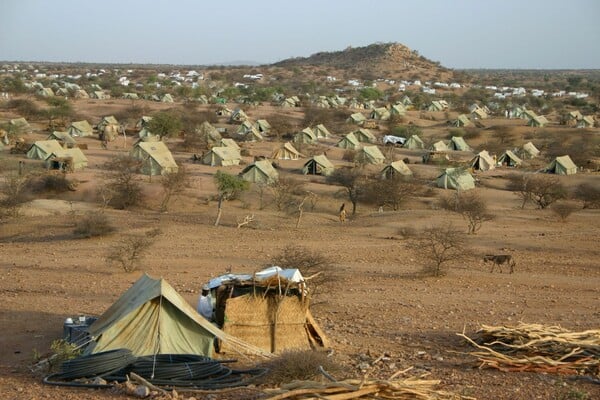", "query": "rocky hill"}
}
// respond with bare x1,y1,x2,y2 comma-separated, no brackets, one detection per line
272,42,455,82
